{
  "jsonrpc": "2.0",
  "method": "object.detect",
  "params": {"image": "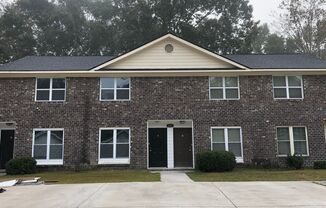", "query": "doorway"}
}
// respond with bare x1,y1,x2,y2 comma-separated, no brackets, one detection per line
0,130,15,169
